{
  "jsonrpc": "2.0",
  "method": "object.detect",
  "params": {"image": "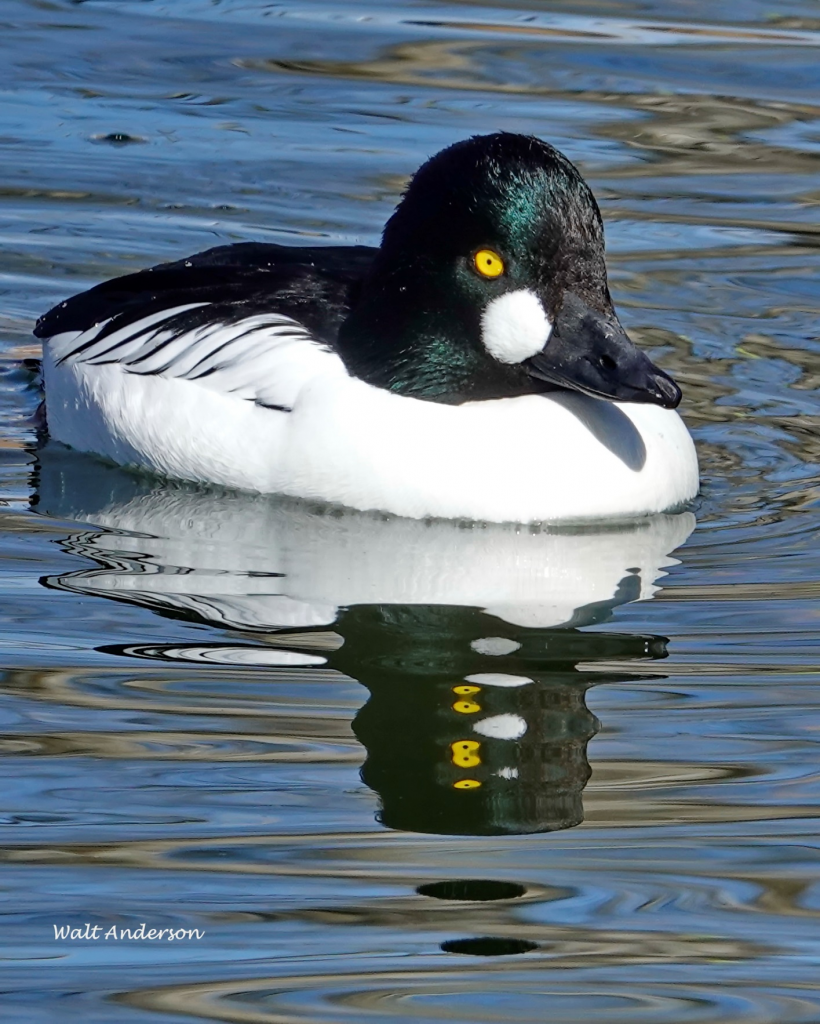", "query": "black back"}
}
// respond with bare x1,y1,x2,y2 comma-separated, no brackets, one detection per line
34,242,377,347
